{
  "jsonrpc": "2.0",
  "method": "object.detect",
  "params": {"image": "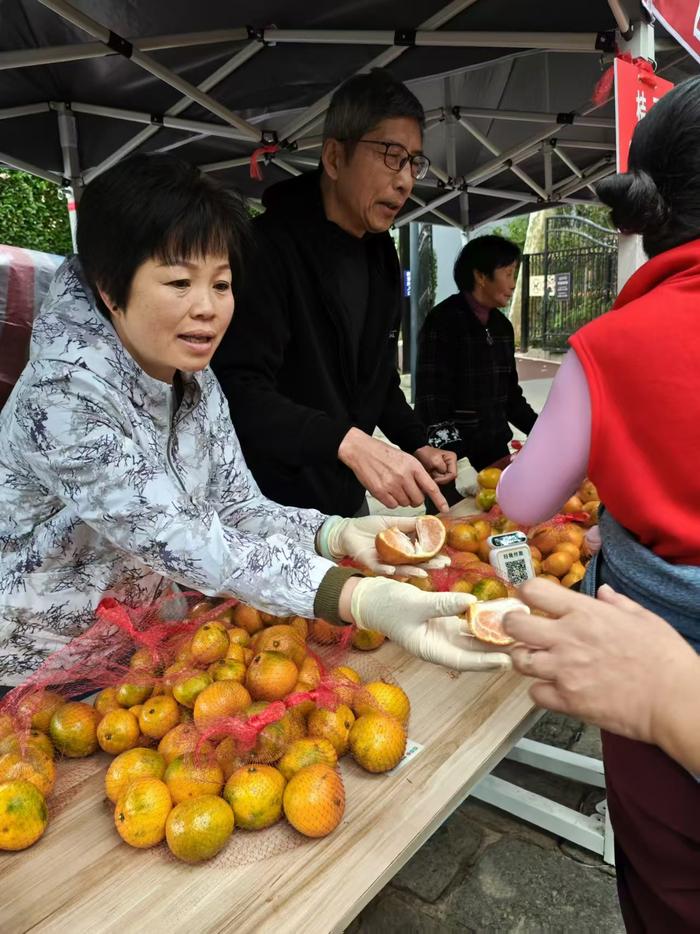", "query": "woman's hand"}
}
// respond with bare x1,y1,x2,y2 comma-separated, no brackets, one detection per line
504,579,700,767
340,576,512,671
321,515,451,578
